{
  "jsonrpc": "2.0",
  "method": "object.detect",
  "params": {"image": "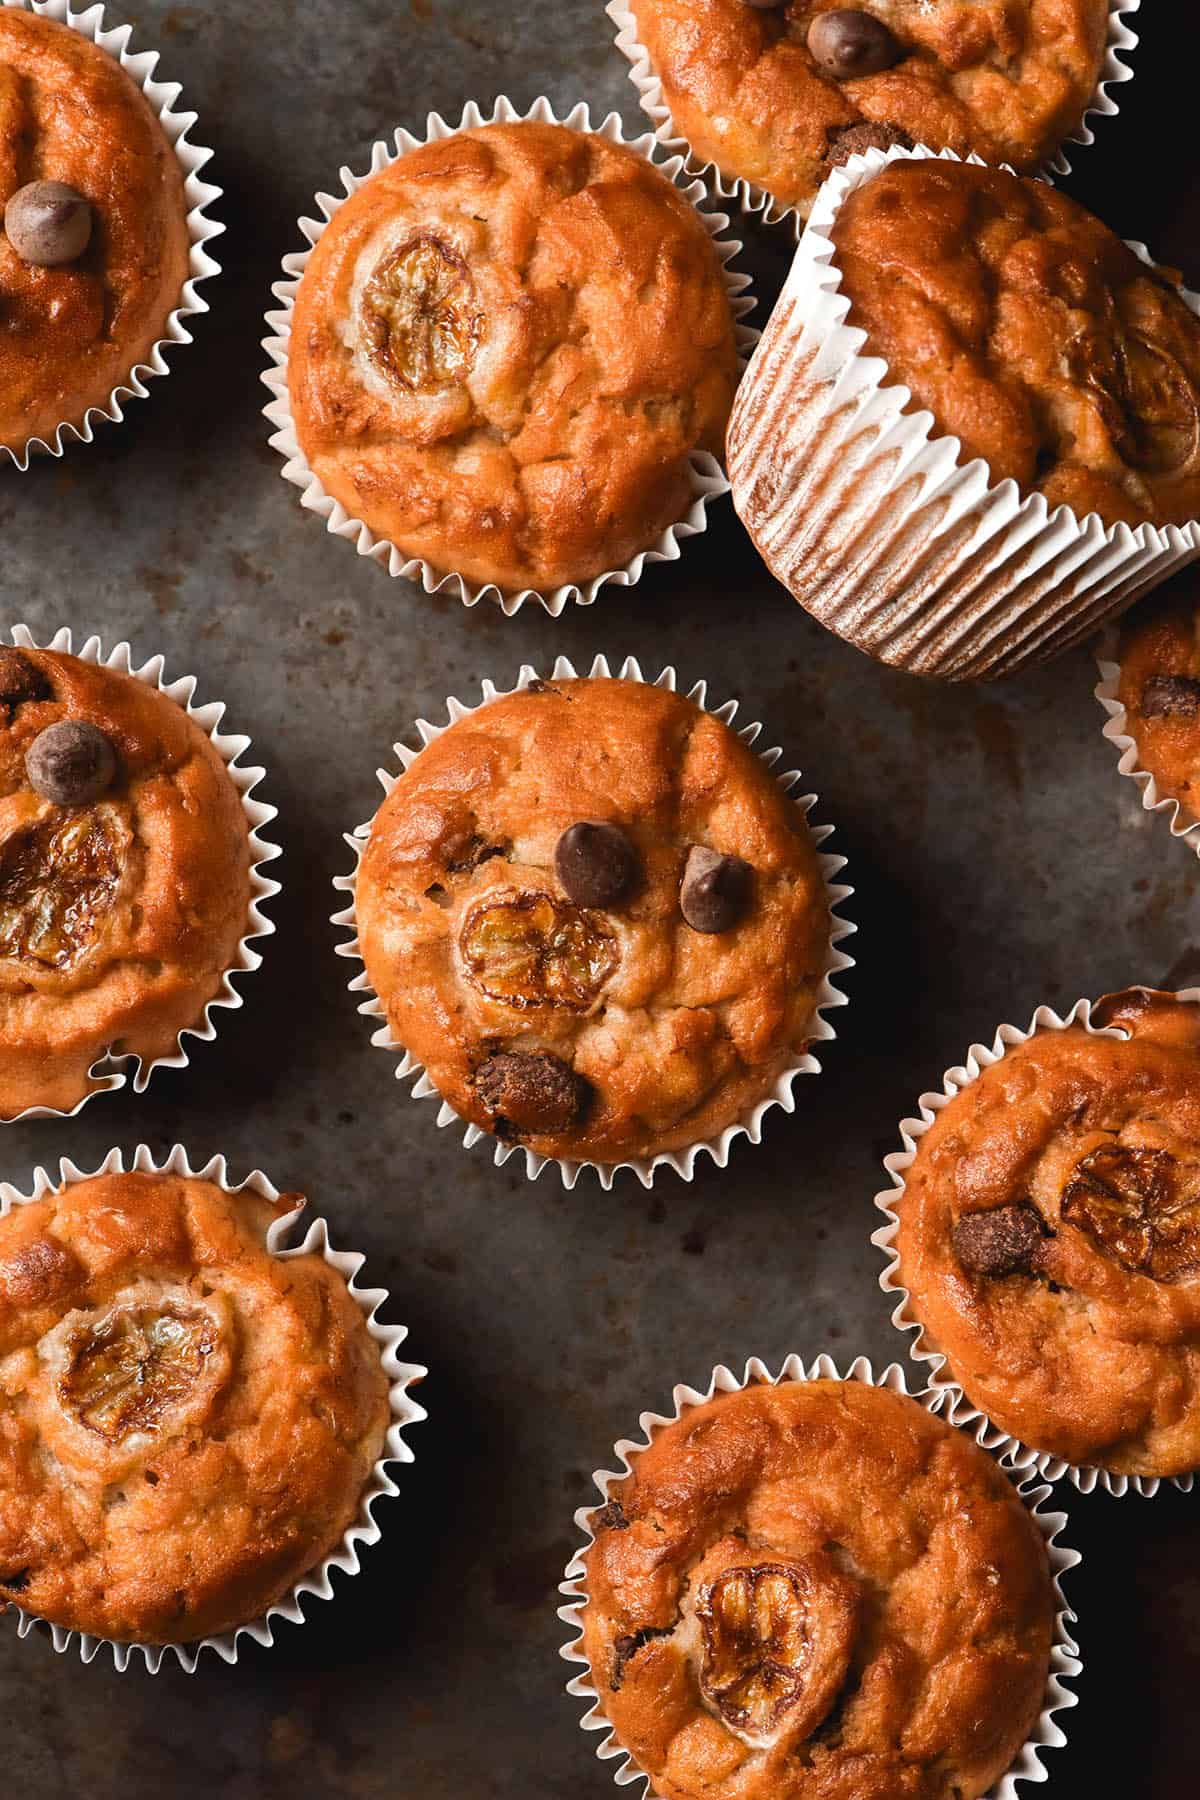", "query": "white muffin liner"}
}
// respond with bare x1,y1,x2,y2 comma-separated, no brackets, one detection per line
873,994,1200,1497
332,654,854,1190
607,0,1141,239
558,1352,1080,1799
1,0,223,470
0,1141,426,1672
727,140,1200,680
1095,625,1200,856
2,623,280,1122
261,94,757,618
